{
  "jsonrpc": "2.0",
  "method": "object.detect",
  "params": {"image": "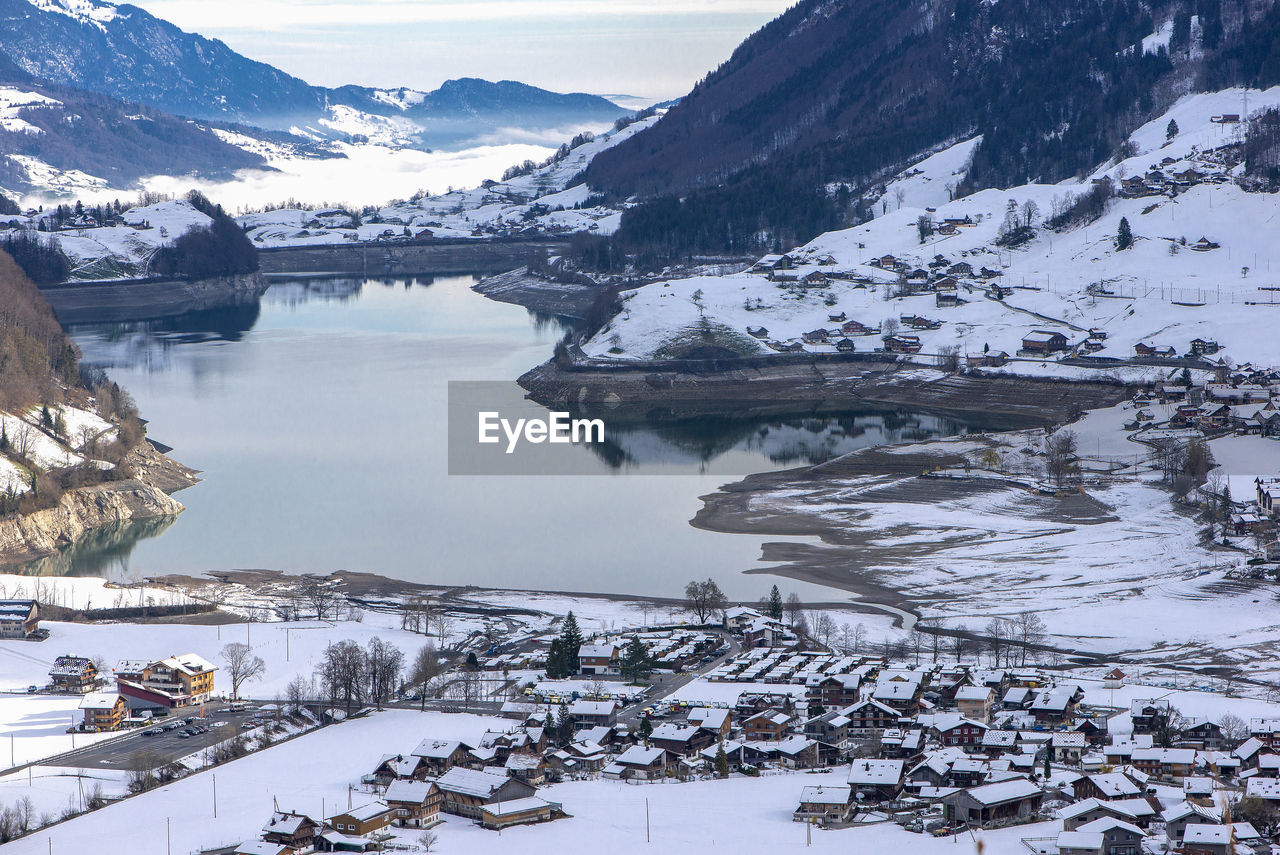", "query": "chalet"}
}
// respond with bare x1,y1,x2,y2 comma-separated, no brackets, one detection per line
1052,732,1088,765
504,753,547,785
477,797,562,830
604,746,673,780
687,707,732,738
411,739,473,776
932,716,988,750
947,262,974,277
434,767,536,818
1021,330,1068,355
568,699,619,729
802,271,829,287
232,842,293,855
50,656,99,693
384,780,442,828
847,759,905,802
835,338,857,353
326,802,395,837
841,319,871,335
0,600,38,639
815,673,863,708
872,678,922,712
752,254,795,272
723,606,764,631
981,730,1021,756
1060,797,1157,831
1181,824,1233,855
1056,817,1146,855
794,784,853,825
649,723,715,757
874,254,900,269
936,292,960,308
979,266,1004,278
78,692,125,732
578,643,618,676
884,335,922,354
1189,338,1220,356
802,329,830,344
805,710,852,751
1191,236,1221,251
845,699,900,734
1162,802,1223,847
775,735,821,769
746,326,769,339
1130,699,1172,733
261,811,319,850
1074,771,1145,802
1179,720,1225,751
941,779,1043,828
742,616,788,648
1133,342,1176,359
1131,747,1197,780
1029,683,1082,722
967,351,1010,368
117,653,216,710
937,223,959,235
827,312,847,323
744,710,795,741
943,216,975,228
954,686,994,723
